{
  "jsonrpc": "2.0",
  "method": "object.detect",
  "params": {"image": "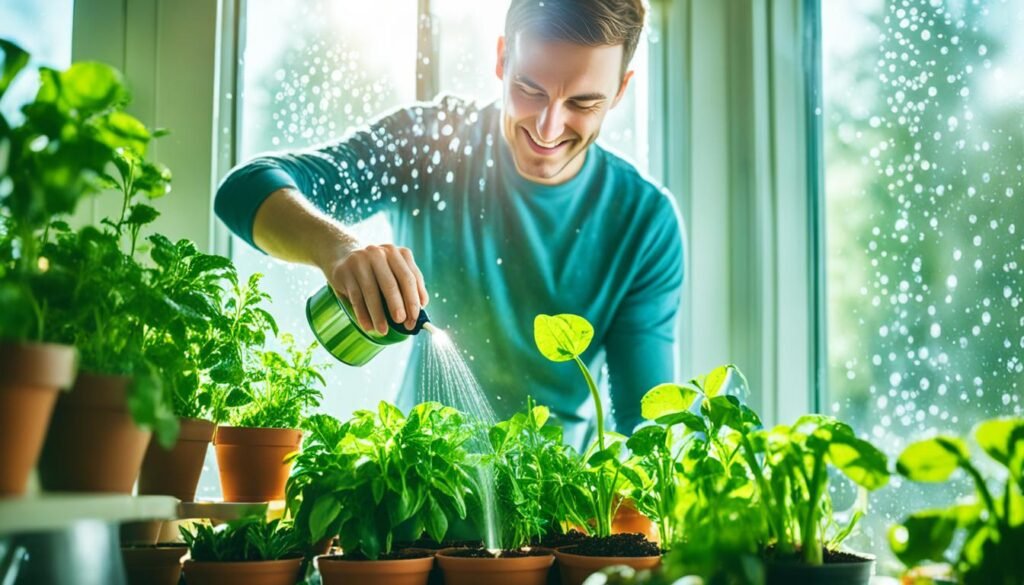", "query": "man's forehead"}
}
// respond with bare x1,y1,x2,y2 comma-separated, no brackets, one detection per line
508,32,625,90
